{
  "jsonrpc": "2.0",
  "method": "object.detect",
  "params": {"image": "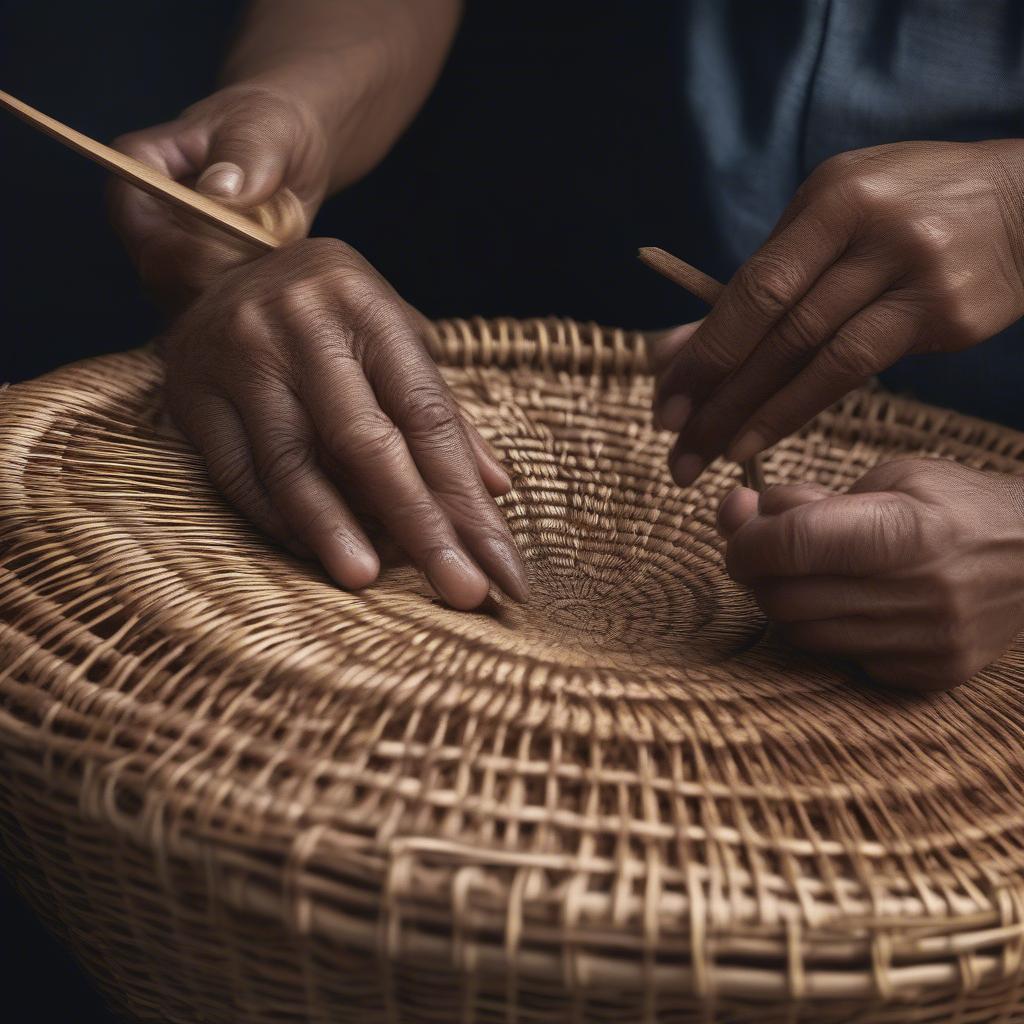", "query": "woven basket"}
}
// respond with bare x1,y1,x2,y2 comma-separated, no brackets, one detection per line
2,318,1024,1024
